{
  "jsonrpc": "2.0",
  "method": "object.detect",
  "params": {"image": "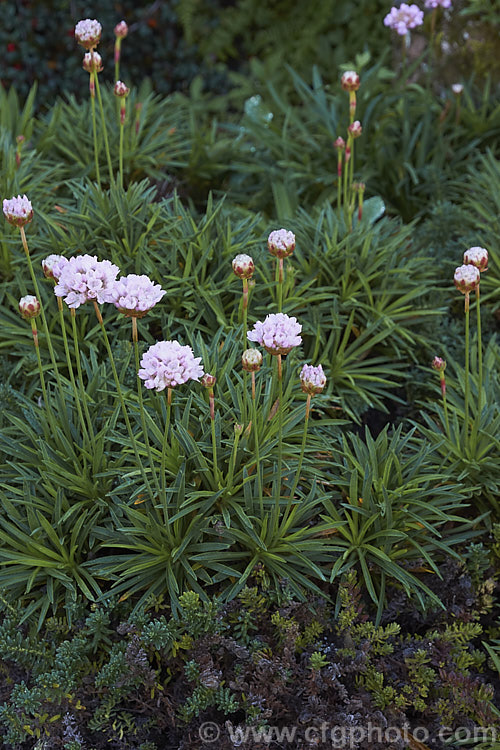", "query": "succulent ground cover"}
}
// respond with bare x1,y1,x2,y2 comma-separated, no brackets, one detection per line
0,2,498,749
